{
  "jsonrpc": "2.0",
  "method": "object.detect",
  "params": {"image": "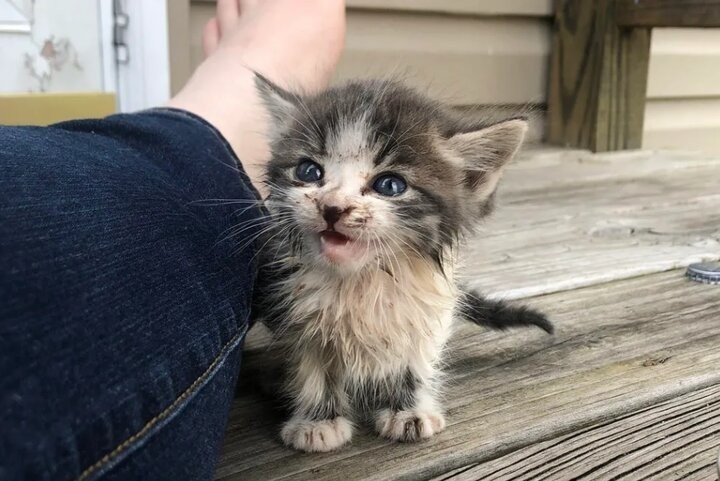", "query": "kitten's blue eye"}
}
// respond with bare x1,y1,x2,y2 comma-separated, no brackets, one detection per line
372,174,407,197
295,159,323,183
